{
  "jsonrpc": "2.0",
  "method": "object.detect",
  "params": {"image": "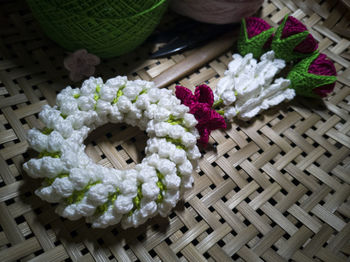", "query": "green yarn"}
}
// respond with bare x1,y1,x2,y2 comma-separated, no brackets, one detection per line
26,0,168,58
165,137,186,151
217,110,225,116
237,18,275,59
93,85,101,110
287,52,337,98
132,89,148,103
128,184,143,216
45,173,69,185
112,85,126,104
41,127,53,135
66,181,101,205
271,15,317,62
38,150,61,158
156,170,166,204
94,190,119,216
212,99,223,109
166,115,189,132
